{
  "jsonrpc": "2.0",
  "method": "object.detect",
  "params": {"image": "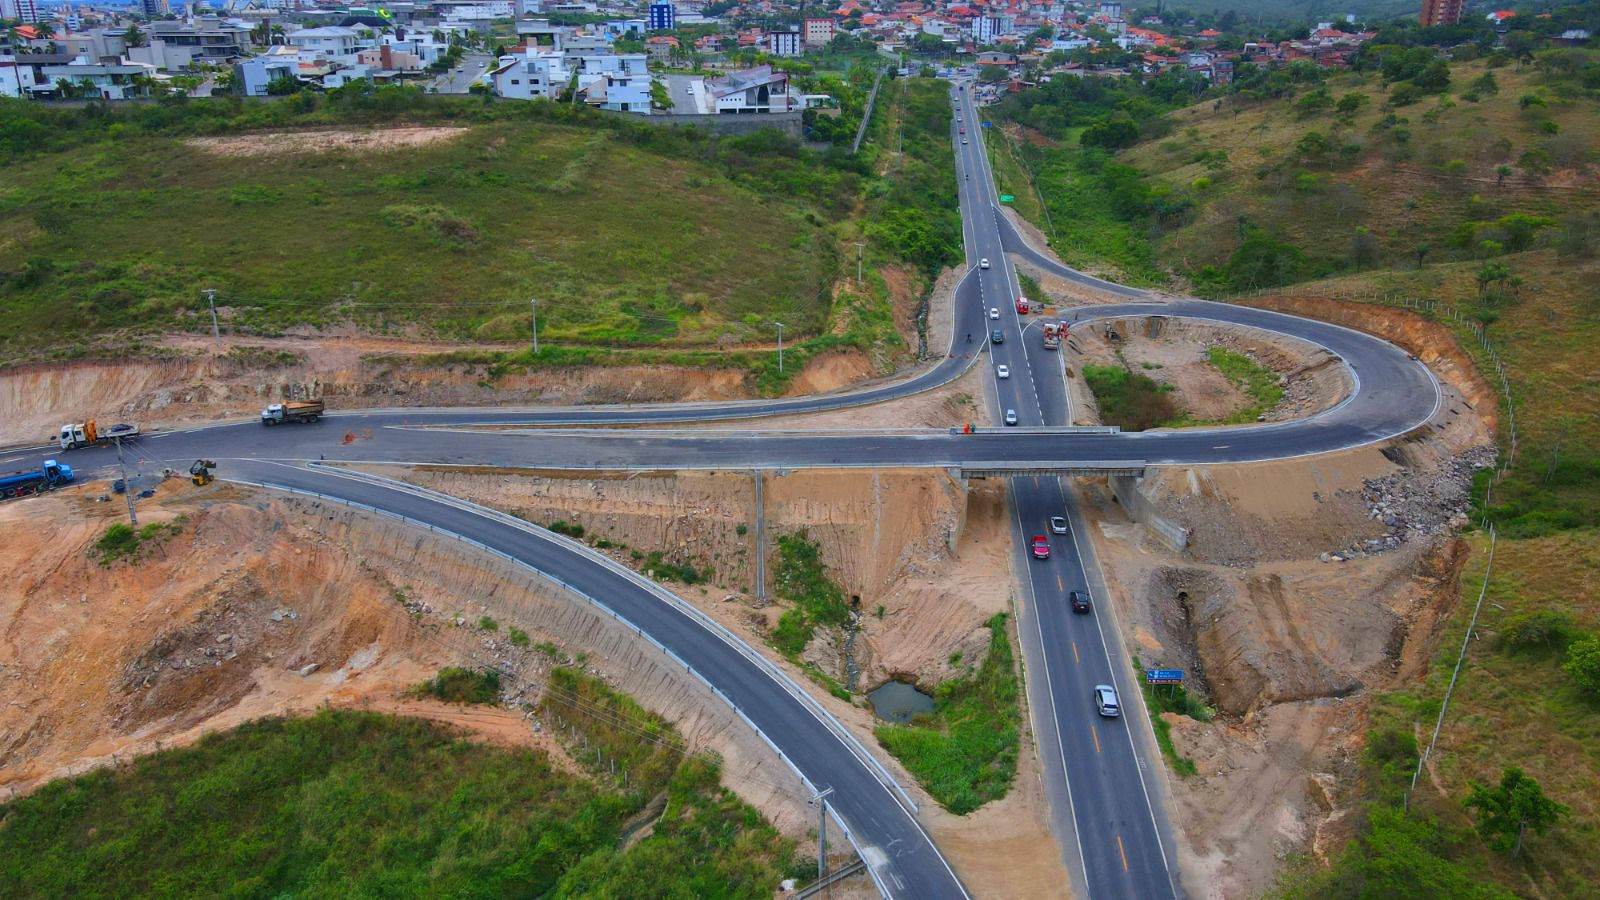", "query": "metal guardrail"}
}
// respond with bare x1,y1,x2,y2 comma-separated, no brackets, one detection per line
797,859,869,898
957,460,1147,478
851,66,889,155
952,425,1122,435
227,466,935,900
